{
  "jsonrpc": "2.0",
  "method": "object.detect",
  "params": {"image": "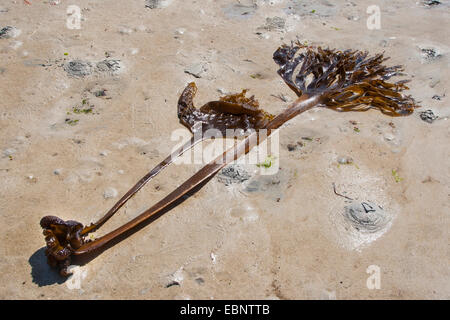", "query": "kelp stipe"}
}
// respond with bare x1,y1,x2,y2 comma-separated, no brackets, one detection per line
40,84,272,276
